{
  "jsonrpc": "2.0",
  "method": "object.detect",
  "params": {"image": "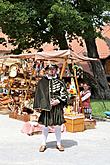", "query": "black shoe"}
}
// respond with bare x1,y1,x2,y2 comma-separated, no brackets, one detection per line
56,145,64,152
39,145,46,152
